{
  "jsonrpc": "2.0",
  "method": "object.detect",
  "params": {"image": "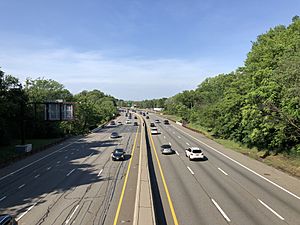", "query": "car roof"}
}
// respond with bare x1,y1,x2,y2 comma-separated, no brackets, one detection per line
114,148,124,152
190,147,200,150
